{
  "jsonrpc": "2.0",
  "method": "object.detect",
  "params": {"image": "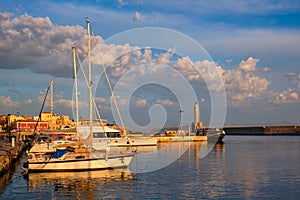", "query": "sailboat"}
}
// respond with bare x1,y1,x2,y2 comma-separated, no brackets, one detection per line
76,19,157,150
24,20,135,172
